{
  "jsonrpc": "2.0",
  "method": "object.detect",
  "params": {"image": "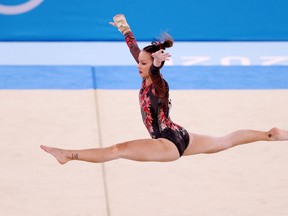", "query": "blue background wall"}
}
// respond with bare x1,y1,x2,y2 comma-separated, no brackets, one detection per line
1,0,288,41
